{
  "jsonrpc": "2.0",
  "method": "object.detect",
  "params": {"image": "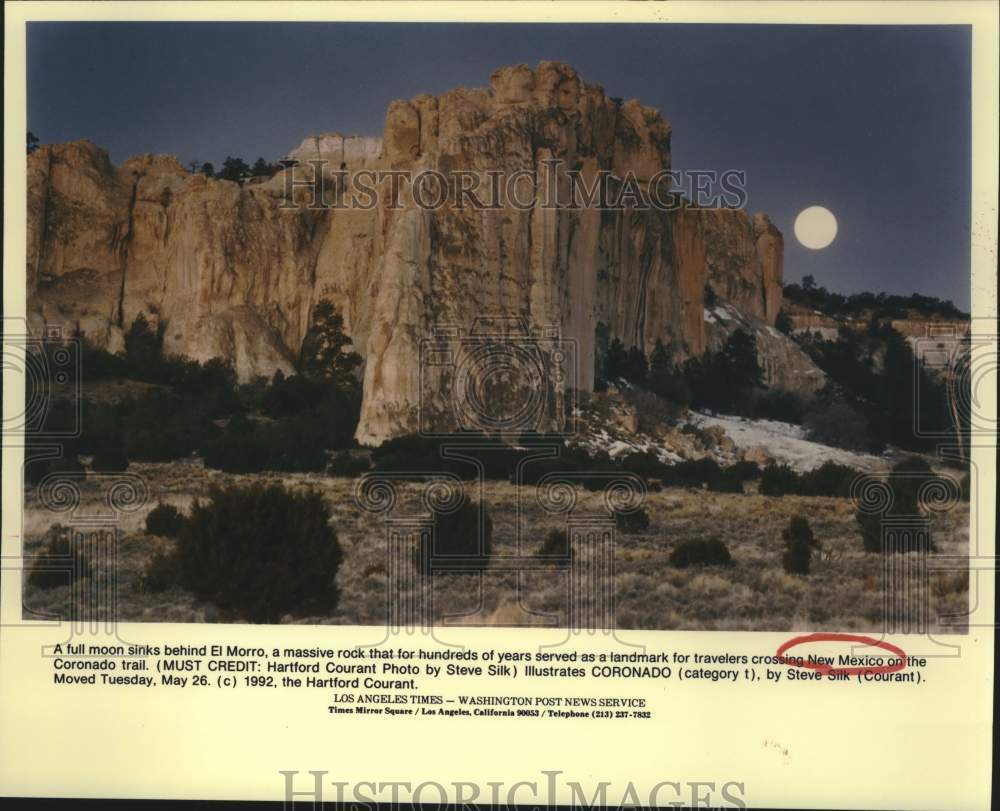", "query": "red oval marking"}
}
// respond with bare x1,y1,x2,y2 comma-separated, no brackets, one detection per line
776,632,907,677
